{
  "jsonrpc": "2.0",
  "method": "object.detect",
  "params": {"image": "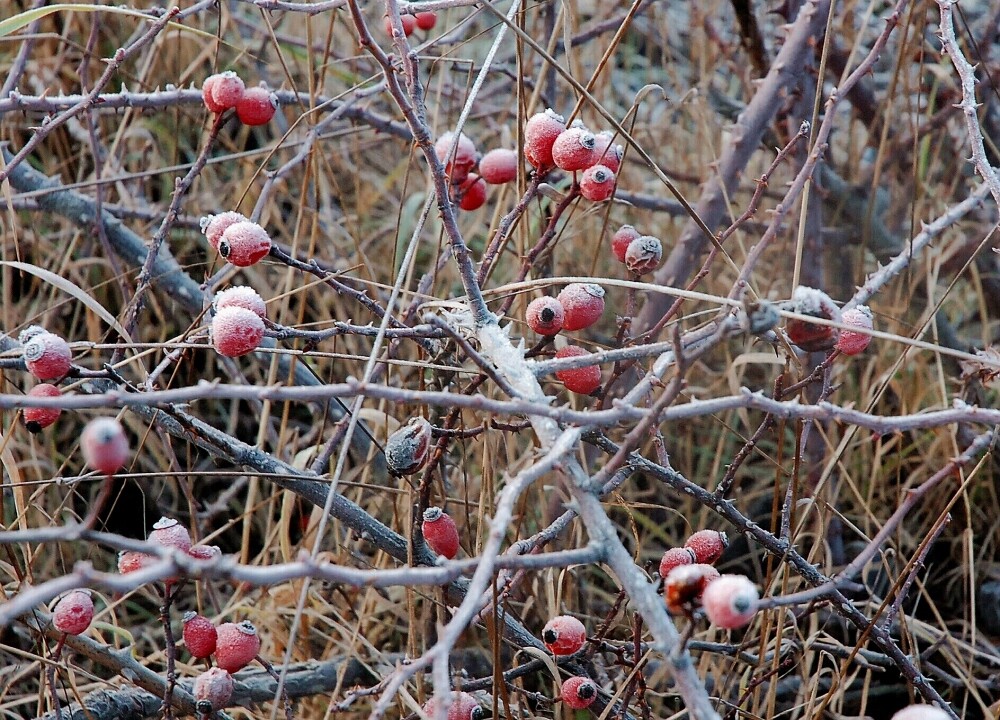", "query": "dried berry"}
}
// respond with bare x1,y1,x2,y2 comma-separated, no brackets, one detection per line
624,235,663,275
385,417,433,477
